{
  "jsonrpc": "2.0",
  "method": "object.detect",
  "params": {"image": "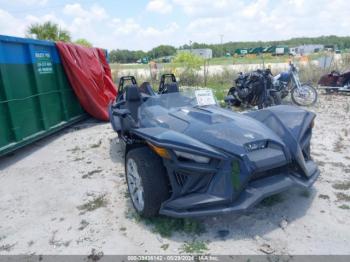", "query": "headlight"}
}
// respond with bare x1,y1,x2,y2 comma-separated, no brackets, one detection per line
148,143,171,159
174,150,210,164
